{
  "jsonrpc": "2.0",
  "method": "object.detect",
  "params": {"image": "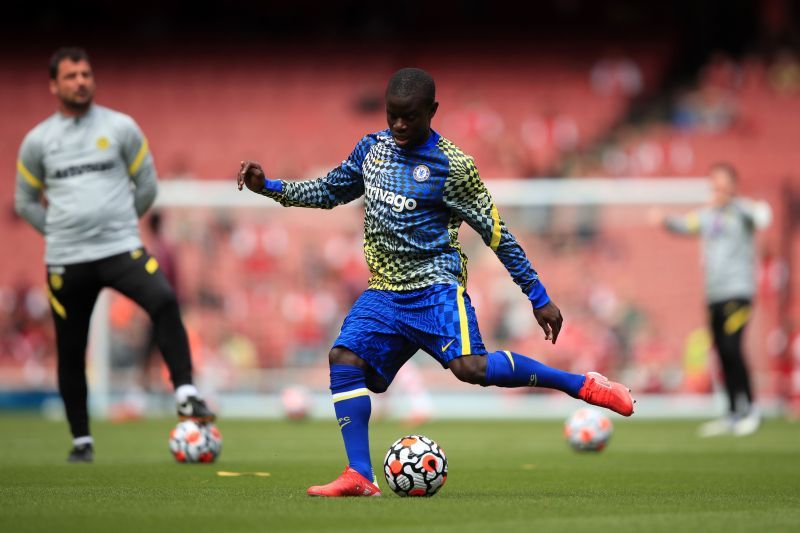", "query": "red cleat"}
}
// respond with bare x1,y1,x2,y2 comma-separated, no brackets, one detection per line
307,467,382,497
578,372,635,417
